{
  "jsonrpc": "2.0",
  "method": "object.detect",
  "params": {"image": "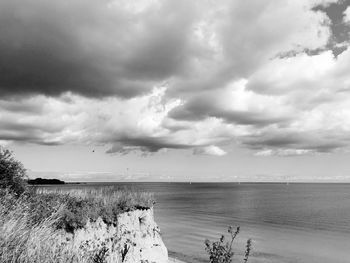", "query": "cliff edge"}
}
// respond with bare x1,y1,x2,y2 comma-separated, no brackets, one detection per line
68,207,168,263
